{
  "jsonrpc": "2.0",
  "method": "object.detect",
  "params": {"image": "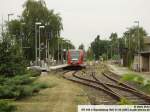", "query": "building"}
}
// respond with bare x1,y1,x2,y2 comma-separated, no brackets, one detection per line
133,36,150,72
